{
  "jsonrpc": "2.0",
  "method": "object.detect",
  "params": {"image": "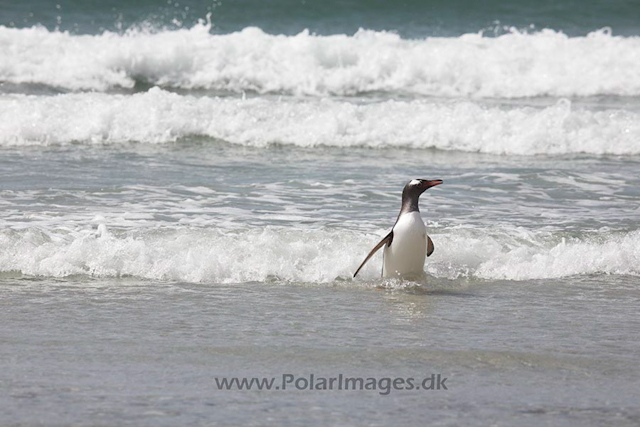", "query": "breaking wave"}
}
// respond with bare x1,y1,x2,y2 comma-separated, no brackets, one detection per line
1,89,638,155
1,23,640,97
1,225,638,283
